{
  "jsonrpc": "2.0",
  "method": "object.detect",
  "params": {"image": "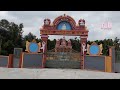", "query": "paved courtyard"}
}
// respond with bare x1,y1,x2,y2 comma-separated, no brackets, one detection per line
0,68,120,79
